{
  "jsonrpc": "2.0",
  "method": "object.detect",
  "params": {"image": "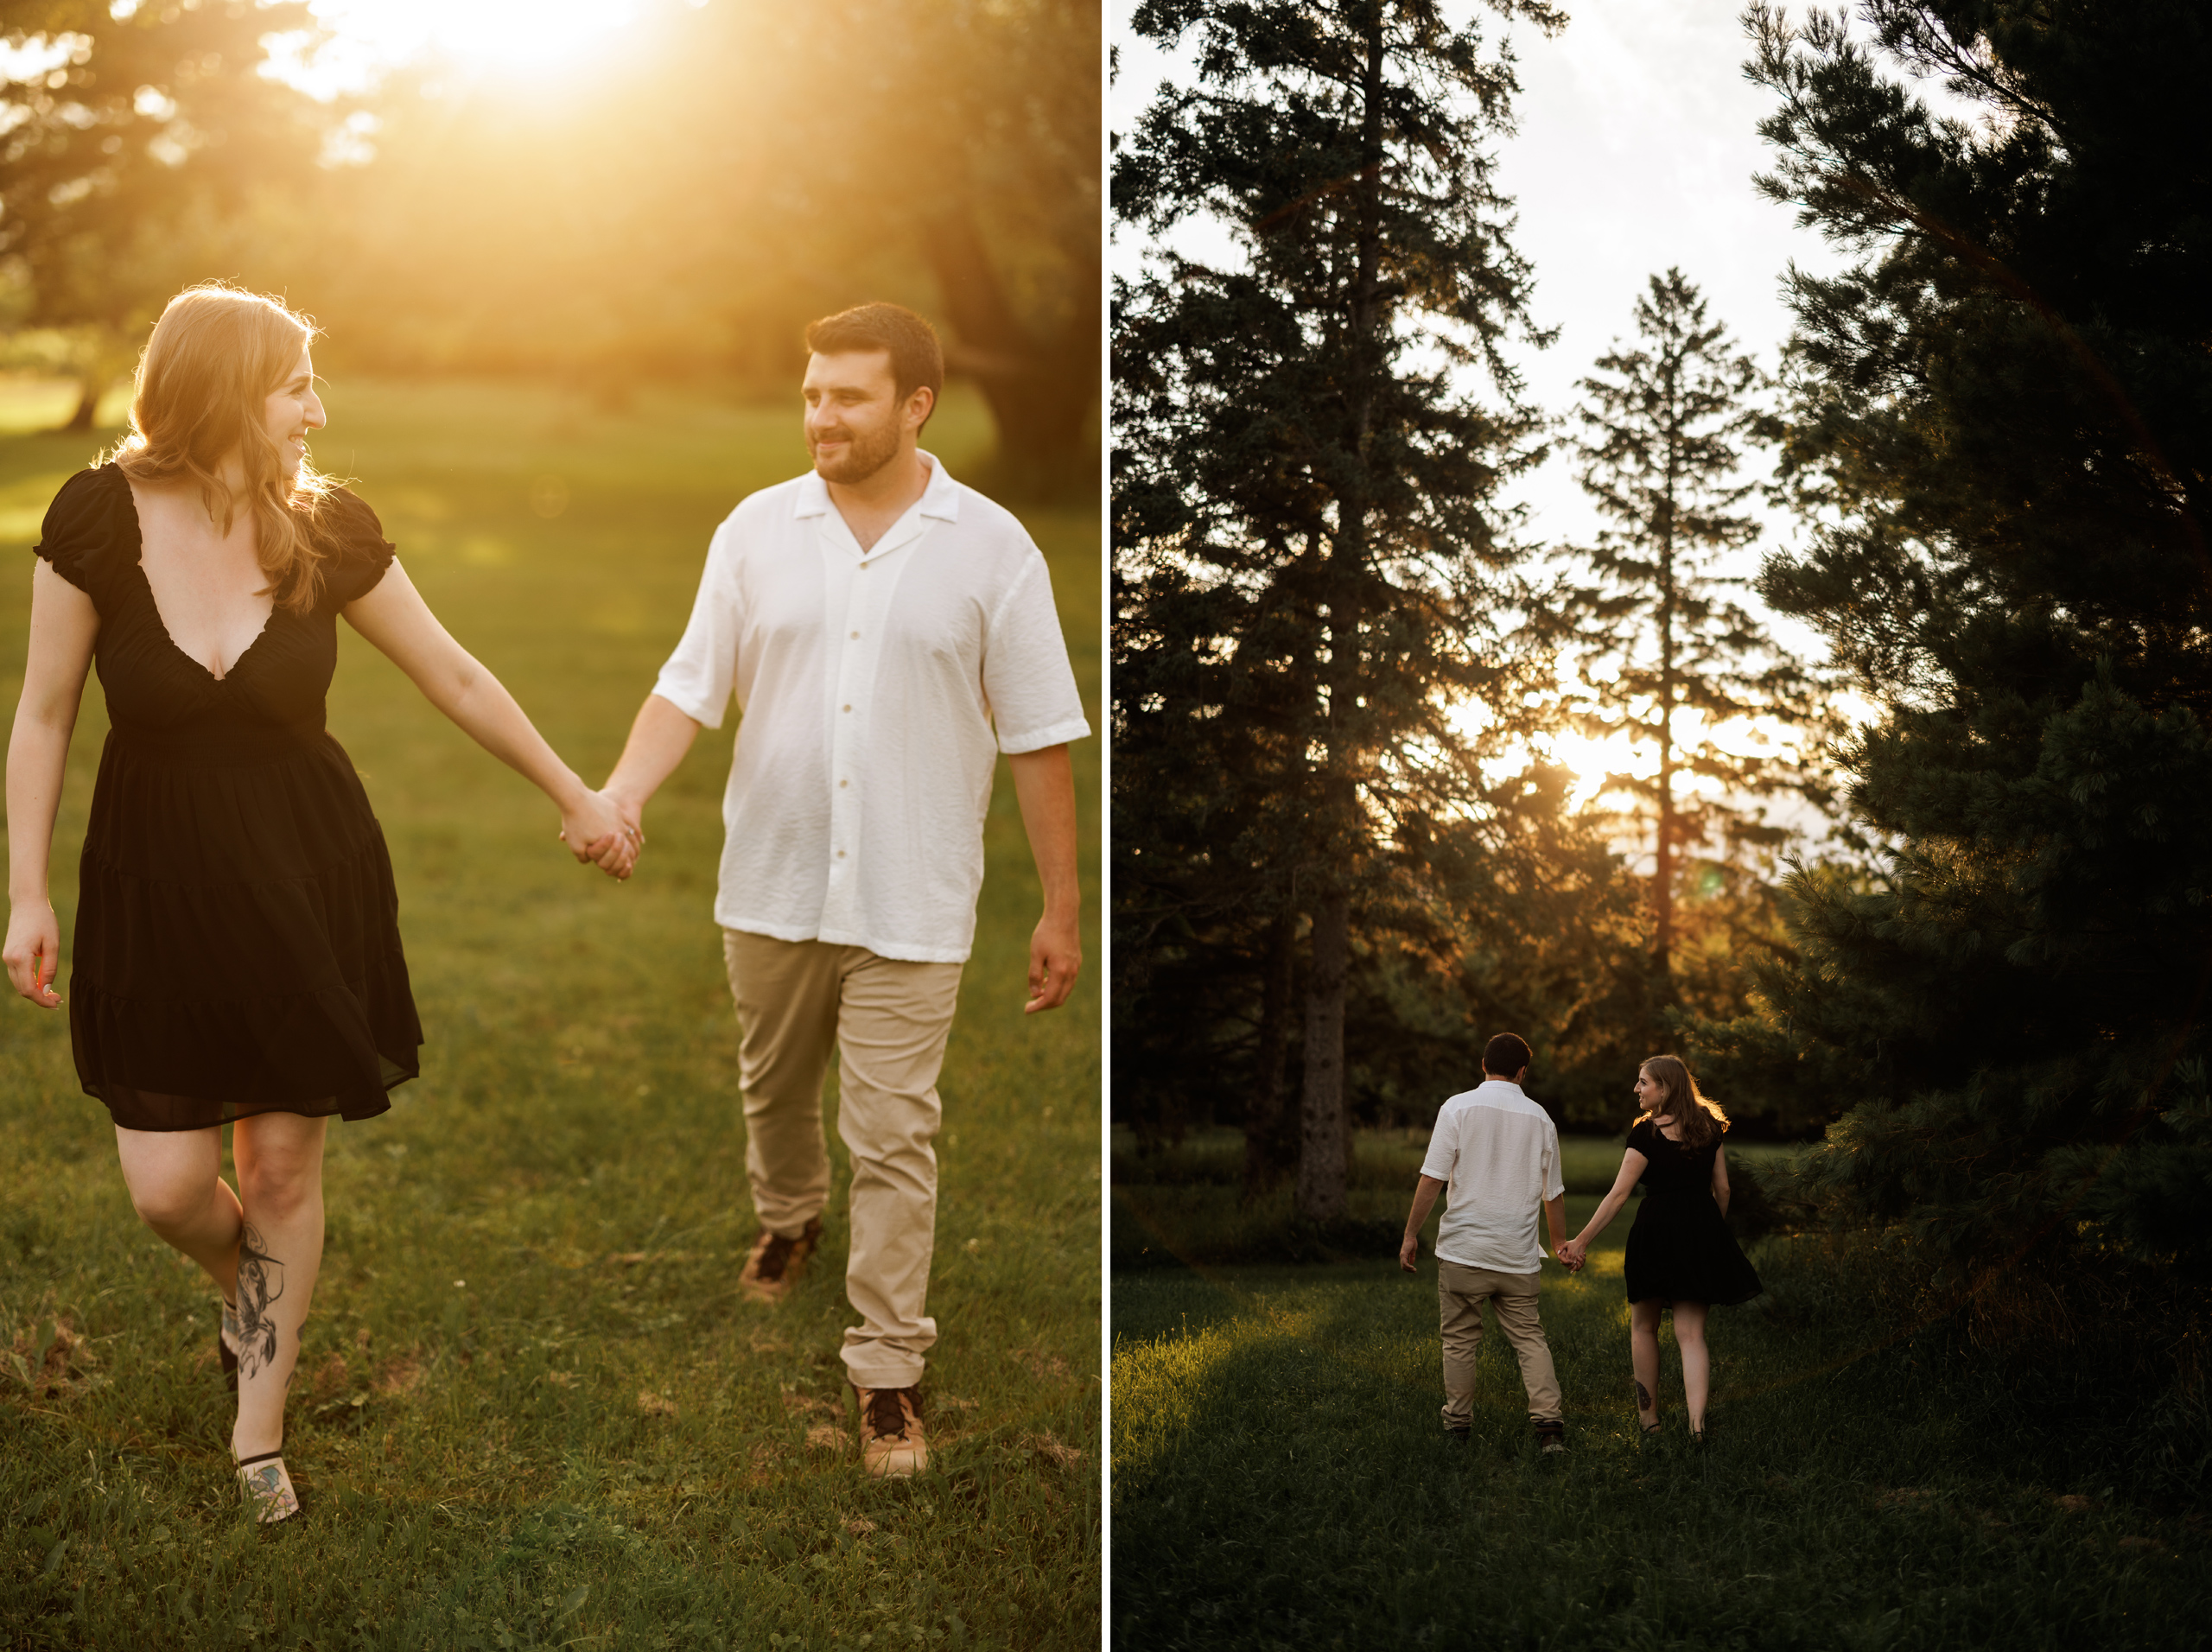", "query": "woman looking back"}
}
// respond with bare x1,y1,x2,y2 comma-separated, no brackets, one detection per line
2,283,635,1520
